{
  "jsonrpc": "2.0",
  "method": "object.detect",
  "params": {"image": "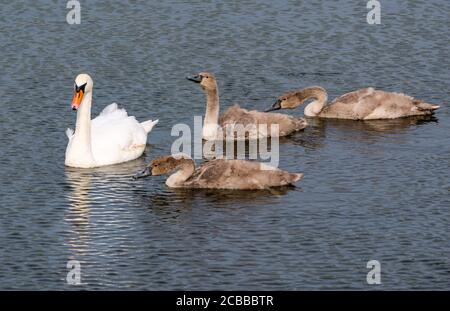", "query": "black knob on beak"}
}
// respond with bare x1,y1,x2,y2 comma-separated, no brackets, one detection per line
186,75,203,83
265,99,282,112
133,167,152,180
